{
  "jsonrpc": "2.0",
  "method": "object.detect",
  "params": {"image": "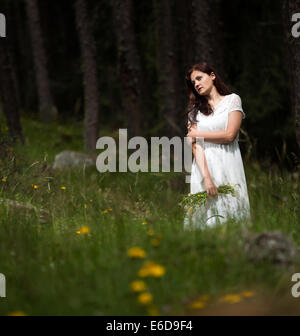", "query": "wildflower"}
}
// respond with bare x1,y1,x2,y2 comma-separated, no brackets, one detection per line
137,292,153,305
142,221,147,225
189,300,206,310
151,238,160,247
147,305,160,316
61,186,66,190
76,226,90,235
147,230,154,237
127,247,147,259
33,185,38,189
219,294,242,304
108,208,112,211
84,204,88,209
138,261,165,278
89,199,93,202
1,178,6,182
7,311,27,316
130,280,147,292
241,291,255,298
101,210,108,214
